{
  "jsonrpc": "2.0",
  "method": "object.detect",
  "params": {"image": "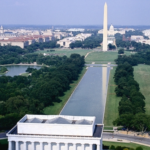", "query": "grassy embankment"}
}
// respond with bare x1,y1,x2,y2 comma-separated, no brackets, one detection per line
104,67,120,128
103,141,150,150
0,139,7,144
134,65,150,115
34,49,93,57
104,64,150,127
20,72,30,77
85,51,132,64
44,67,87,115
